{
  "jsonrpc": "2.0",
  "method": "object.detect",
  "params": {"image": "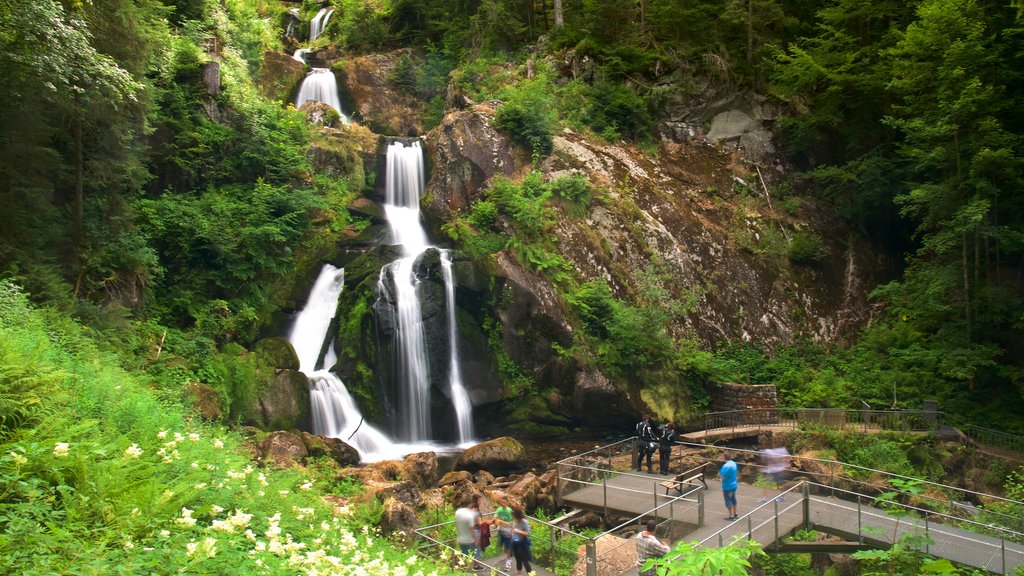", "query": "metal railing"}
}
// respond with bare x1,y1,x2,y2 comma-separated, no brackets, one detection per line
698,481,1024,574
699,408,1024,455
